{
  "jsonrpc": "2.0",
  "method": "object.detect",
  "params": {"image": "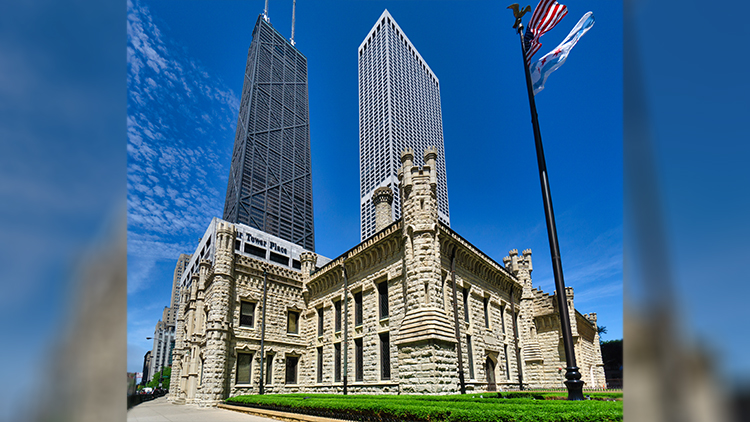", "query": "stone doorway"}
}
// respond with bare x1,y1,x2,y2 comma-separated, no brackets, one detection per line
486,356,496,392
